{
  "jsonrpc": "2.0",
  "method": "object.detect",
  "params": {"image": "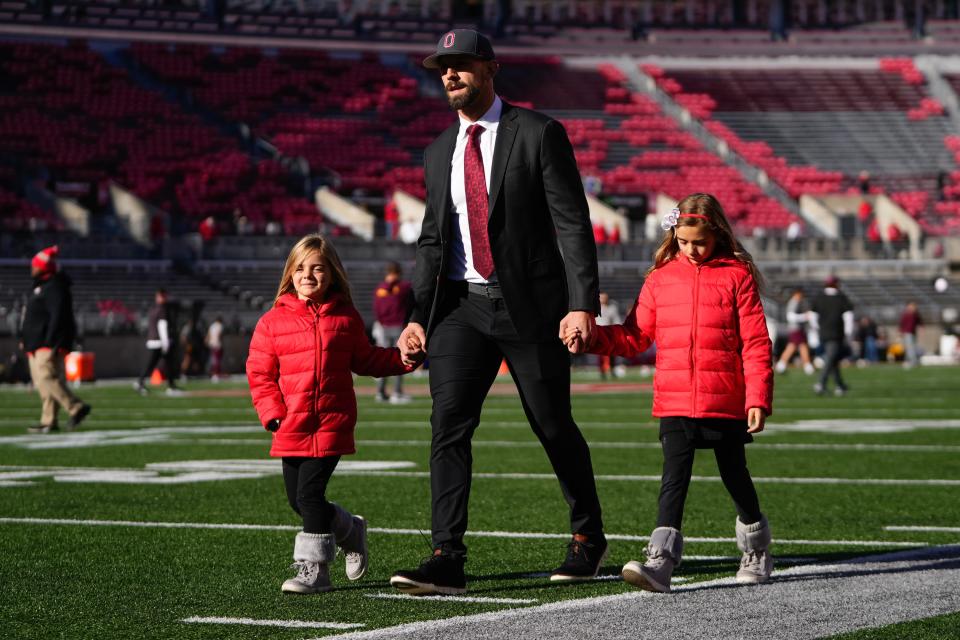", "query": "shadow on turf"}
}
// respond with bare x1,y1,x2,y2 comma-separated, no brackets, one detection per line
324,550,960,597
676,547,960,595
